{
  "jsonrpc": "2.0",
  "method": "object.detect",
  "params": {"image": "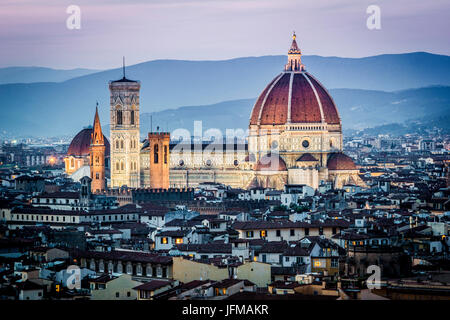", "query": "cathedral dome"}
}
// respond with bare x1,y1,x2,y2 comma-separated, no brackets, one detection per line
249,34,340,126
254,153,287,171
67,128,110,157
327,153,357,170
296,153,318,162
